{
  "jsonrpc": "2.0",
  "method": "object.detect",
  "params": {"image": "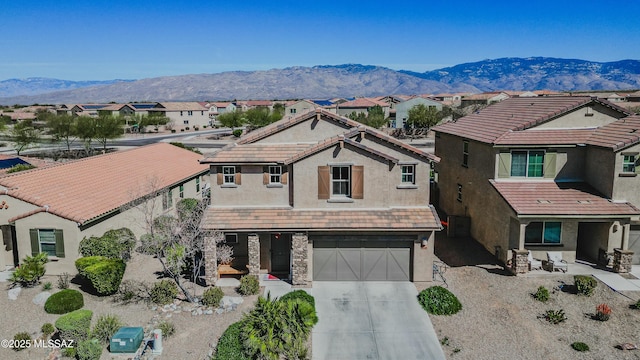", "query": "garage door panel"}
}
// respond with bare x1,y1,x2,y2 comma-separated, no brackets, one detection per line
313,249,337,280
337,249,360,280
387,249,411,281
363,249,388,281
